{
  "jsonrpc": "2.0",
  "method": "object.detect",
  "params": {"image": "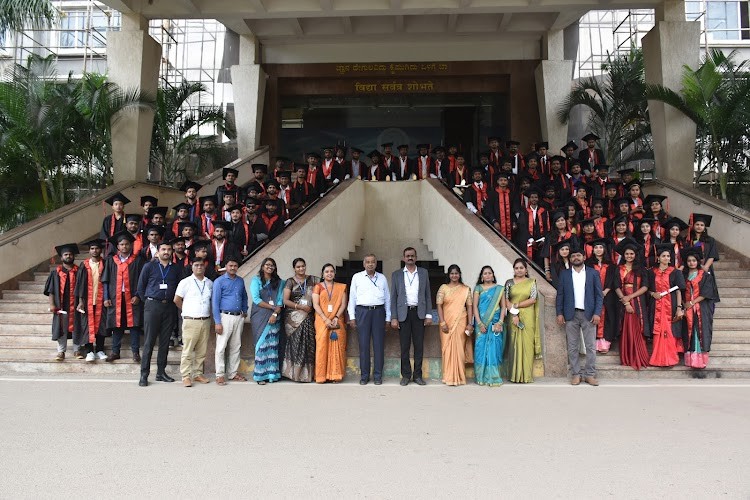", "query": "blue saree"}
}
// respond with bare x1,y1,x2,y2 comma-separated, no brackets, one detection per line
473,284,505,386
